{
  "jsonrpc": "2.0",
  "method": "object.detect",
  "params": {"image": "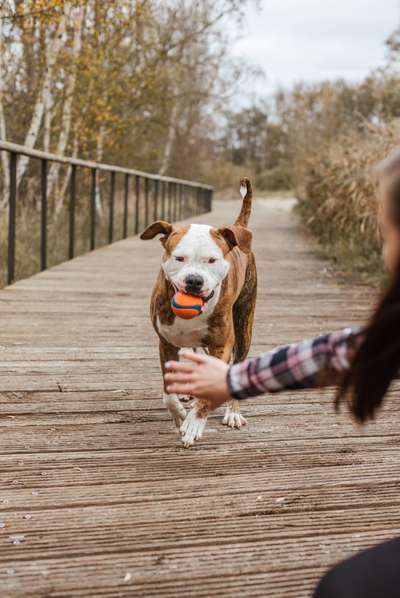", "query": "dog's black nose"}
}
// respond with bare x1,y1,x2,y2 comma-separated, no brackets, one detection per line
185,274,204,295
